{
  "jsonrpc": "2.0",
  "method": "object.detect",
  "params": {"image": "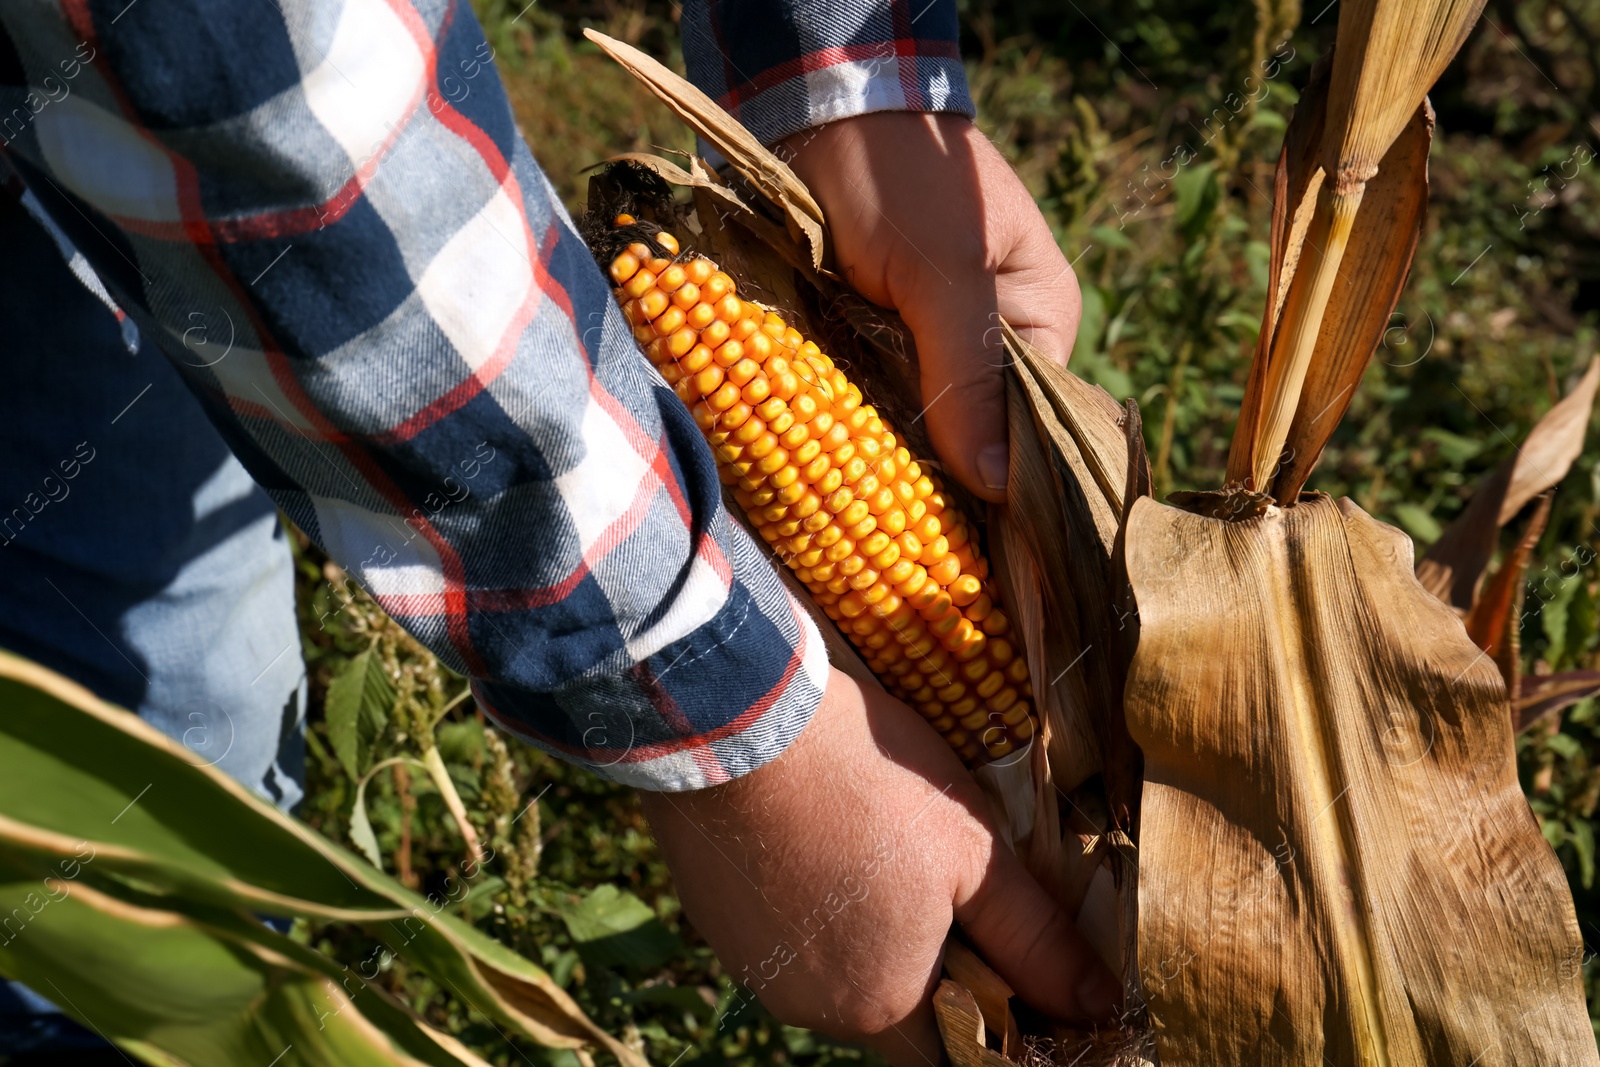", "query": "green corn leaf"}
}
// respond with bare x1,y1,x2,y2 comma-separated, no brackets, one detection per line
0,867,491,1067
1174,163,1220,240
0,650,646,1067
